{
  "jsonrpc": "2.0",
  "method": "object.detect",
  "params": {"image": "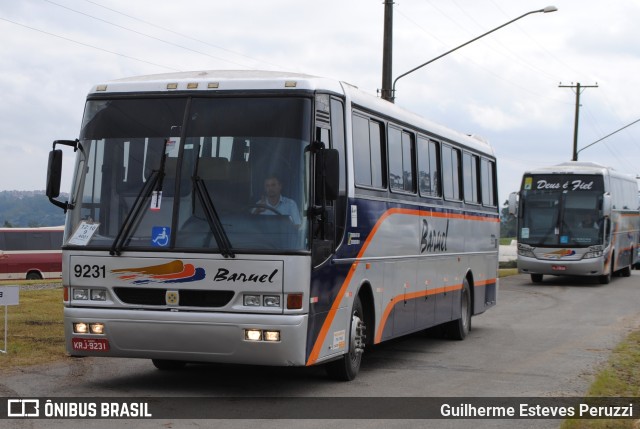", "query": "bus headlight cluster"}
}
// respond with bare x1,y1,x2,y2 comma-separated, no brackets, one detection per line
72,288,107,301
244,329,280,342
73,322,105,335
517,244,535,258
583,246,604,259
243,294,281,308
